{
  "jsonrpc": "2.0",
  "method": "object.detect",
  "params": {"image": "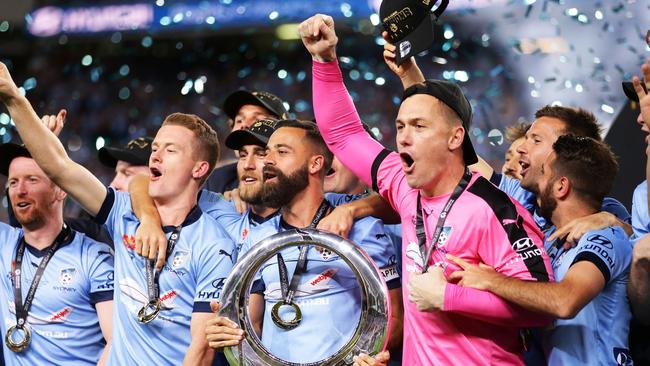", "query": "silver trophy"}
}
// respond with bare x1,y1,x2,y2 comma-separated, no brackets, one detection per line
219,229,390,366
